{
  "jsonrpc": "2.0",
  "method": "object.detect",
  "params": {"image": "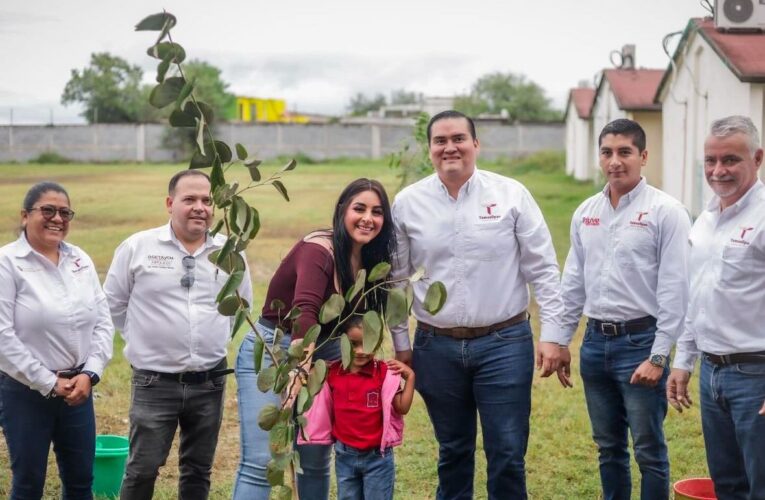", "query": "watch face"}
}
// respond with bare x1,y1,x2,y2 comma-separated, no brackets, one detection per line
650,354,667,367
